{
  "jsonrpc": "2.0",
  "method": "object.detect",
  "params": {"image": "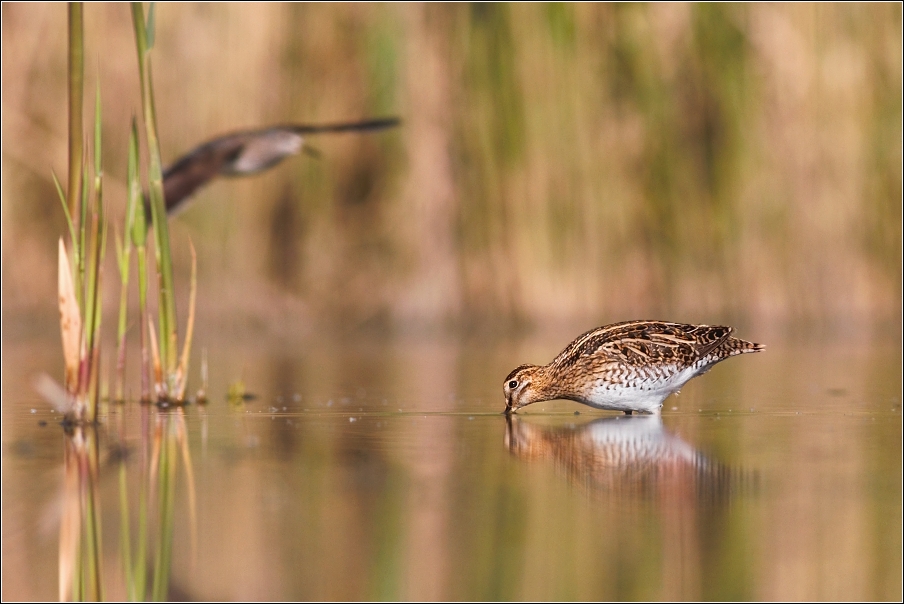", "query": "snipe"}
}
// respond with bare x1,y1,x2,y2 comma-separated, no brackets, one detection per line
503,320,764,415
